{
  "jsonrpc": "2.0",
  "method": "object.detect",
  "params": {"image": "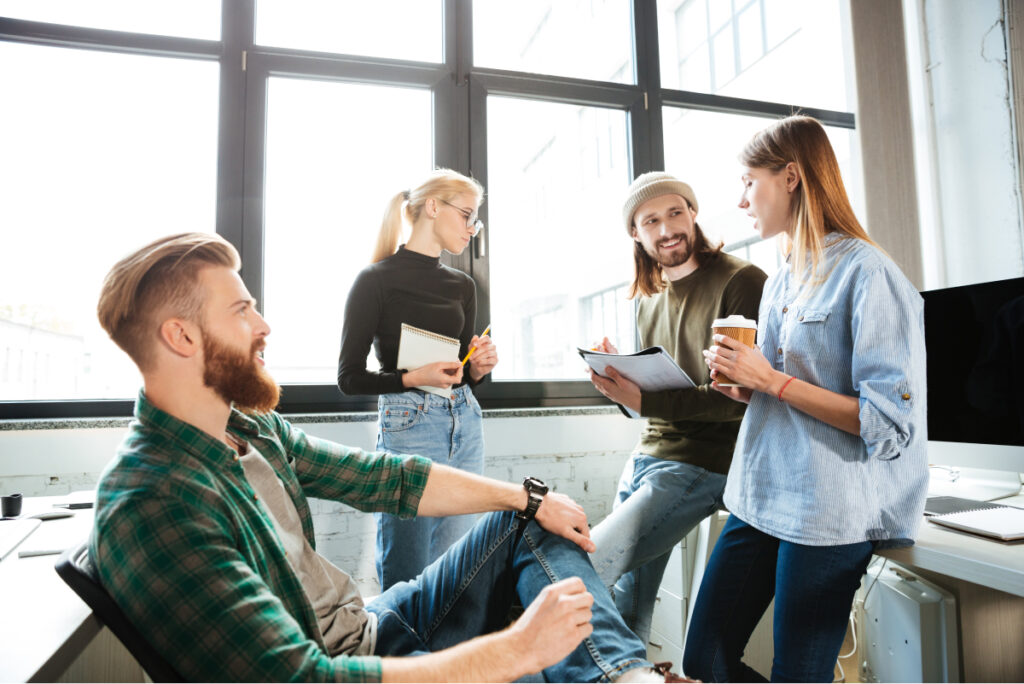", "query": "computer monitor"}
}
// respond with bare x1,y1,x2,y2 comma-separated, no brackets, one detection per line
923,276,1024,500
